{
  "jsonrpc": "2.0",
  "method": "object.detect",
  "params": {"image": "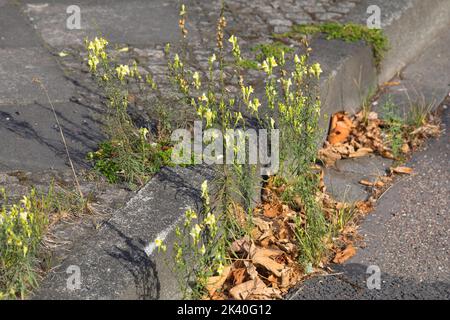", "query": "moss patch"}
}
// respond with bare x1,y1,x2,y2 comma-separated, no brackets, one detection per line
236,42,294,70
275,22,389,69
